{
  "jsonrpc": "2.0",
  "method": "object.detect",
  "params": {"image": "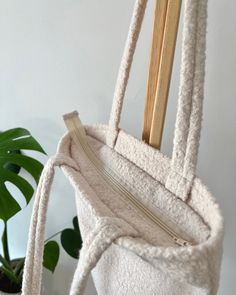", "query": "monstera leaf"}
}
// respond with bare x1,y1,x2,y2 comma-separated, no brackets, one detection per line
0,128,45,222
